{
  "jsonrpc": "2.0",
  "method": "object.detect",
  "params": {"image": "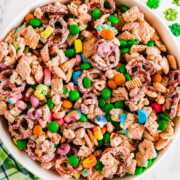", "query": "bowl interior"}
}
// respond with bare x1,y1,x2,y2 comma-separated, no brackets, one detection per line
0,0,179,180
